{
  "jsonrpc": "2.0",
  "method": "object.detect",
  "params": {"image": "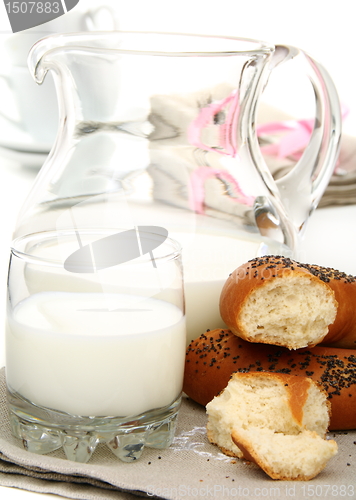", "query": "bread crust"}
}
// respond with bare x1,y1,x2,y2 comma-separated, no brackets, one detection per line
300,263,356,349
183,329,356,430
